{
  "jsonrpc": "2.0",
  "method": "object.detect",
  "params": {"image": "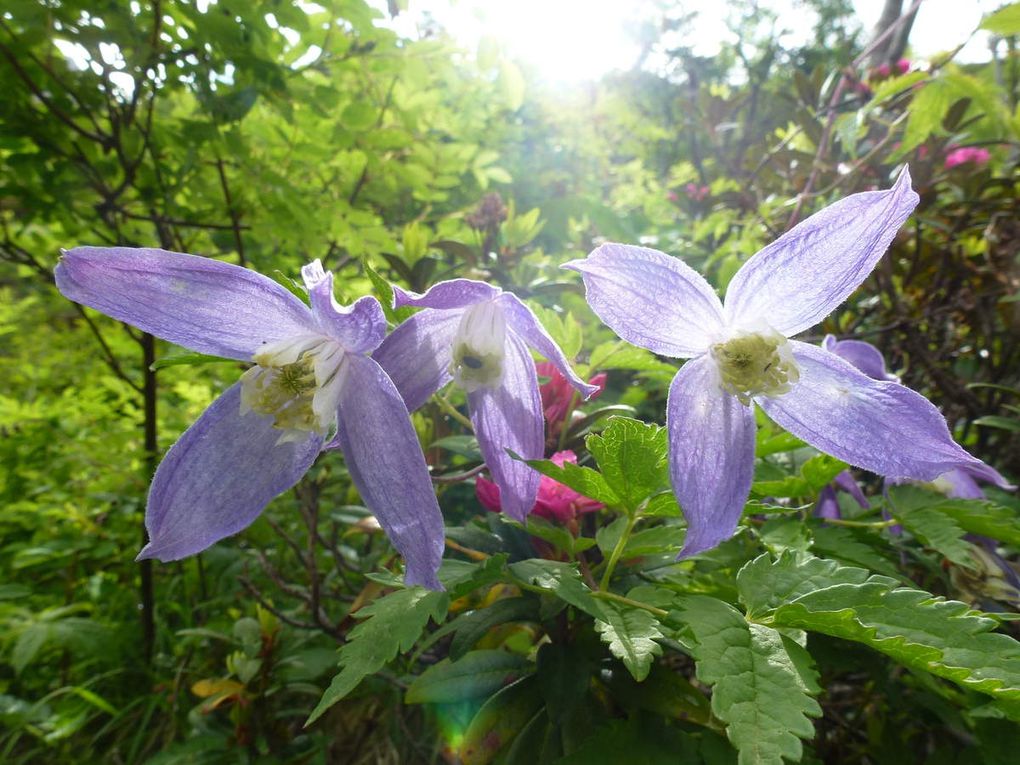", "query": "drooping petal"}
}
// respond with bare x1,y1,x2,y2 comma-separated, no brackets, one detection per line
834,470,871,508
724,168,919,337
667,355,757,557
563,243,725,358
757,341,1011,486
500,293,599,399
814,486,842,520
333,354,445,590
823,335,897,381
938,467,987,500
56,247,315,360
372,309,461,412
393,279,502,310
468,332,544,522
138,384,323,561
301,261,386,353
